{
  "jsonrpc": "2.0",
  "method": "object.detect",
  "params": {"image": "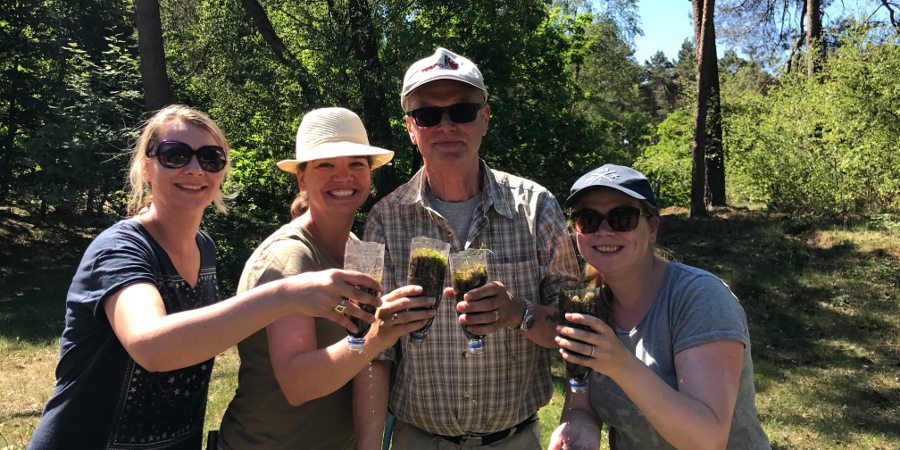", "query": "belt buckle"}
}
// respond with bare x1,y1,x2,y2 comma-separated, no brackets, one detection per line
458,434,483,447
